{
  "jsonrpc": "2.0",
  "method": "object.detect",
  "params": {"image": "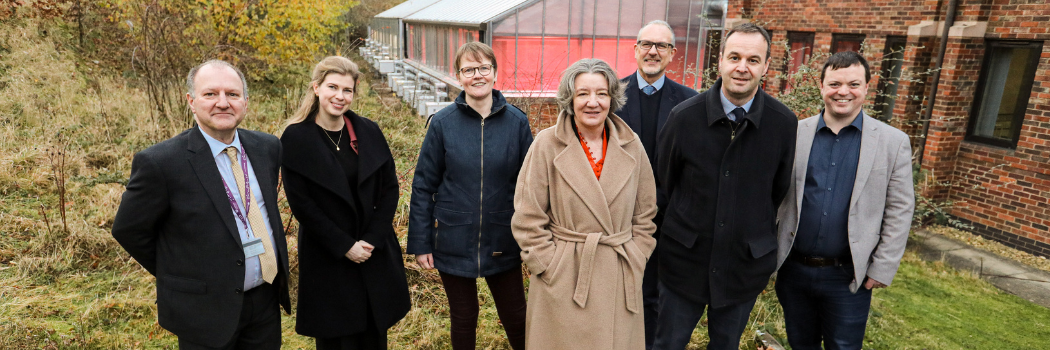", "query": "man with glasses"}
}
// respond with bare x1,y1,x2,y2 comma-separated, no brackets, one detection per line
615,19,698,350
